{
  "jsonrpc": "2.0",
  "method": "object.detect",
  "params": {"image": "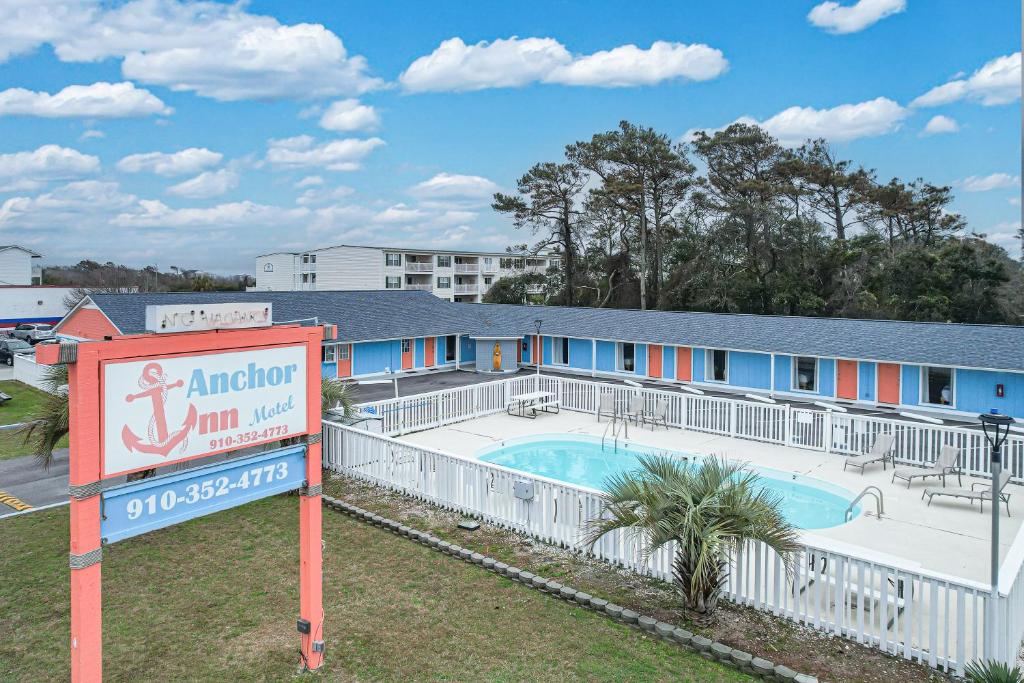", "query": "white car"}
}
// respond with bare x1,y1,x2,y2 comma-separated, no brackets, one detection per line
11,323,55,344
